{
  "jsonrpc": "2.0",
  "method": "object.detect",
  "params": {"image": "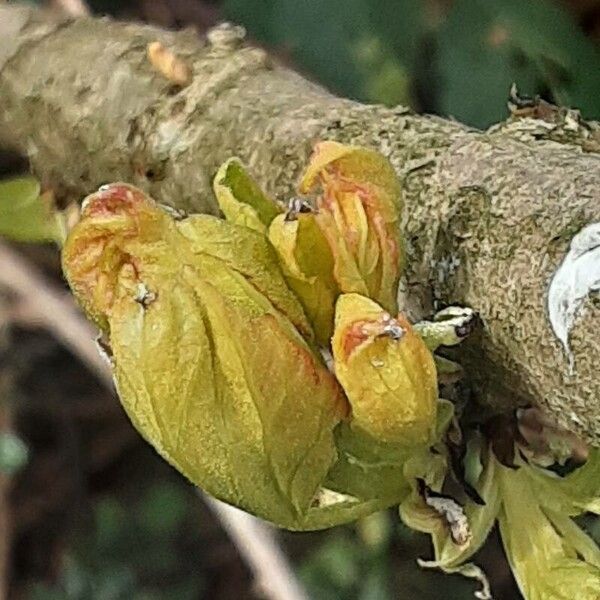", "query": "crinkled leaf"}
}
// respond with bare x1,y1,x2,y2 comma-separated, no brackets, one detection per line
498,462,600,600
527,448,600,516
268,212,338,345
399,443,500,599
332,293,437,445
300,141,403,313
435,445,500,567
0,176,66,243
178,214,313,341
213,158,281,233
62,183,350,529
